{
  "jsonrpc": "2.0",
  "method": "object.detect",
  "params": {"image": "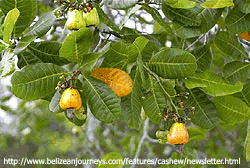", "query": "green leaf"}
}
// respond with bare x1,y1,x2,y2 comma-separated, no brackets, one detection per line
128,36,149,63
11,63,67,100
3,8,20,44
172,6,223,38
187,127,207,142
17,41,69,69
101,41,129,69
0,51,15,77
14,12,56,54
93,3,120,32
60,28,93,63
147,48,197,79
223,61,250,85
213,31,248,60
78,53,103,73
64,108,87,126
137,54,146,89
184,71,243,96
14,35,37,55
23,12,56,37
201,0,234,8
97,152,123,168
143,76,167,124
183,88,218,129
0,44,5,53
104,0,139,9
173,21,202,38
160,79,176,96
49,90,64,113
0,0,37,37
121,68,142,130
141,5,173,34
119,4,141,30
168,0,197,8
213,96,250,125
244,120,250,162
232,83,250,107
162,3,202,26
235,0,250,14
80,75,121,123
190,45,212,72
225,7,250,34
